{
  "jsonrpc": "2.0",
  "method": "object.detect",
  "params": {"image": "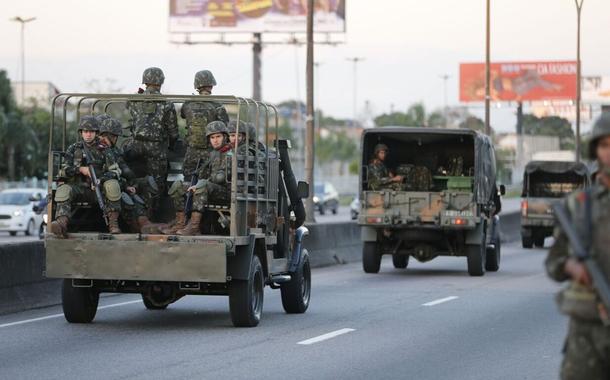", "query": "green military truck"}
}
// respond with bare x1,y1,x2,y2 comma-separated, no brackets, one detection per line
358,127,504,276
45,94,311,327
520,160,589,249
